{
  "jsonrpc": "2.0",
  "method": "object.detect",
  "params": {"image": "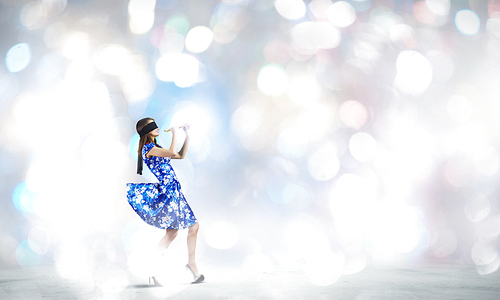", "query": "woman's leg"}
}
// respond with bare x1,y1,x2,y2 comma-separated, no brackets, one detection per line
157,228,178,255
187,222,200,275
